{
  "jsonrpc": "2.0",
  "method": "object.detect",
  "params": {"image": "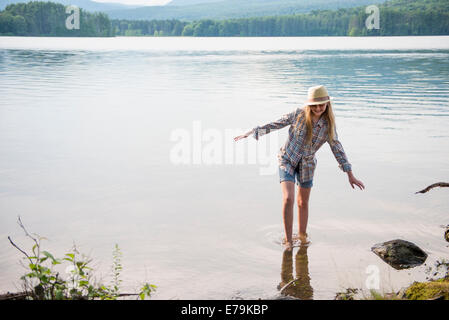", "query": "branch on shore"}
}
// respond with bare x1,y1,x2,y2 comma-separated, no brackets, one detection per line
0,291,141,300
0,291,28,300
7,236,33,264
415,182,449,194
7,215,41,265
